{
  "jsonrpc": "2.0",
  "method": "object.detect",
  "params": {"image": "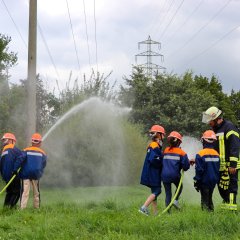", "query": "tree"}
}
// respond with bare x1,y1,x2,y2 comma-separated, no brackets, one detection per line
57,70,117,114
0,34,18,140
229,90,240,125
119,69,231,137
0,34,17,73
